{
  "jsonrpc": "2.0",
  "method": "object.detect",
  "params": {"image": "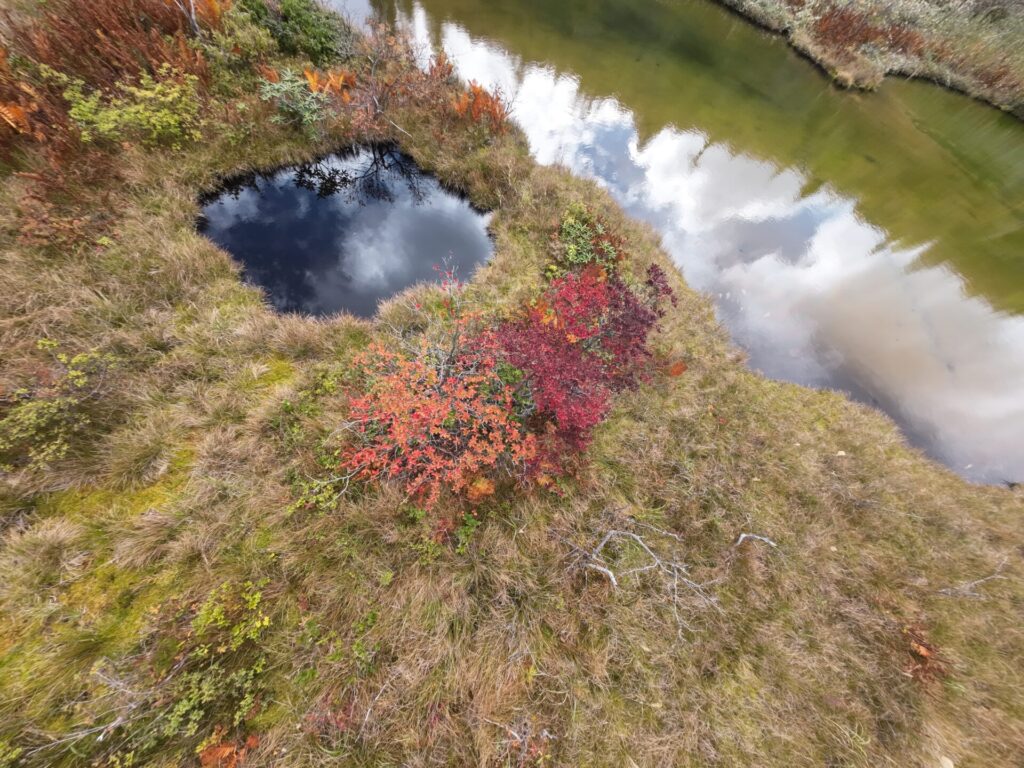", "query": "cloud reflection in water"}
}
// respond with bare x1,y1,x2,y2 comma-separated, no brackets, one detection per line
402,8,1024,483
199,146,493,319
